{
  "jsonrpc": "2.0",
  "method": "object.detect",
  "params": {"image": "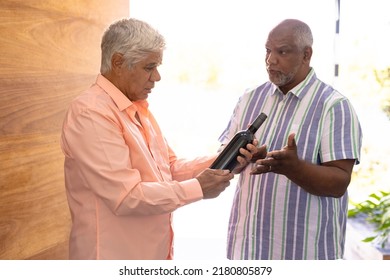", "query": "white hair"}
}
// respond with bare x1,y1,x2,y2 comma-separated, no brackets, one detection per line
100,18,166,74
